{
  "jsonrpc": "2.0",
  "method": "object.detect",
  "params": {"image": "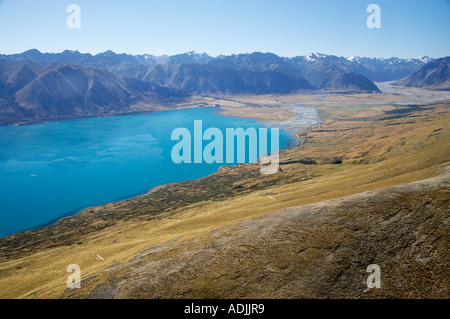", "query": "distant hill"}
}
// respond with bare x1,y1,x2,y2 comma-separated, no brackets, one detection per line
0,60,188,125
326,72,381,93
0,49,156,79
394,57,450,90
207,52,295,74
142,63,314,95
208,52,430,86
140,53,380,94
345,55,433,82
166,51,214,65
